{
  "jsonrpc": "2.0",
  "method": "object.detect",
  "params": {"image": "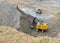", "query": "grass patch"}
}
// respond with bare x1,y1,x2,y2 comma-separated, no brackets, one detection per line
32,39,52,43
